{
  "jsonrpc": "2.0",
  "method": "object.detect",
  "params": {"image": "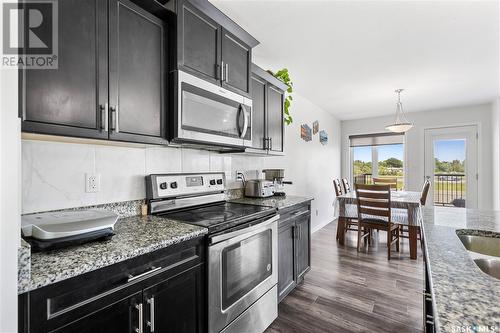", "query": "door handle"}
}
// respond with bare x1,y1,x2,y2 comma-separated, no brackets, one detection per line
239,105,249,139
135,303,143,333
110,105,119,133
147,297,155,332
100,103,108,132
221,61,225,82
